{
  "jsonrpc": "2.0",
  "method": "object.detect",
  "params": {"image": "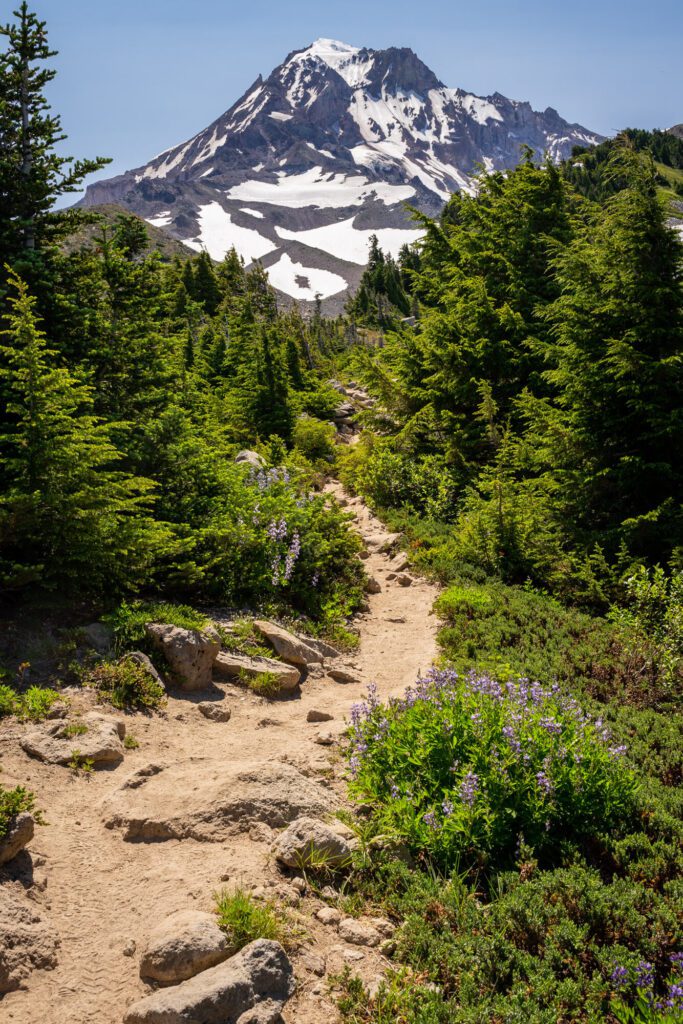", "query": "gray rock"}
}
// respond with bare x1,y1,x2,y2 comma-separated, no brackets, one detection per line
272,817,353,869
139,910,230,984
306,709,334,723
21,712,125,767
328,667,362,685
214,651,300,691
299,636,341,660
388,553,411,573
235,450,266,468
81,621,113,654
338,918,382,947
0,812,34,866
252,621,322,666
124,651,165,690
124,939,295,1024
315,906,341,926
146,623,219,690
198,702,232,722
0,884,59,993
366,577,382,594
103,759,335,842
314,731,335,746
396,574,413,587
